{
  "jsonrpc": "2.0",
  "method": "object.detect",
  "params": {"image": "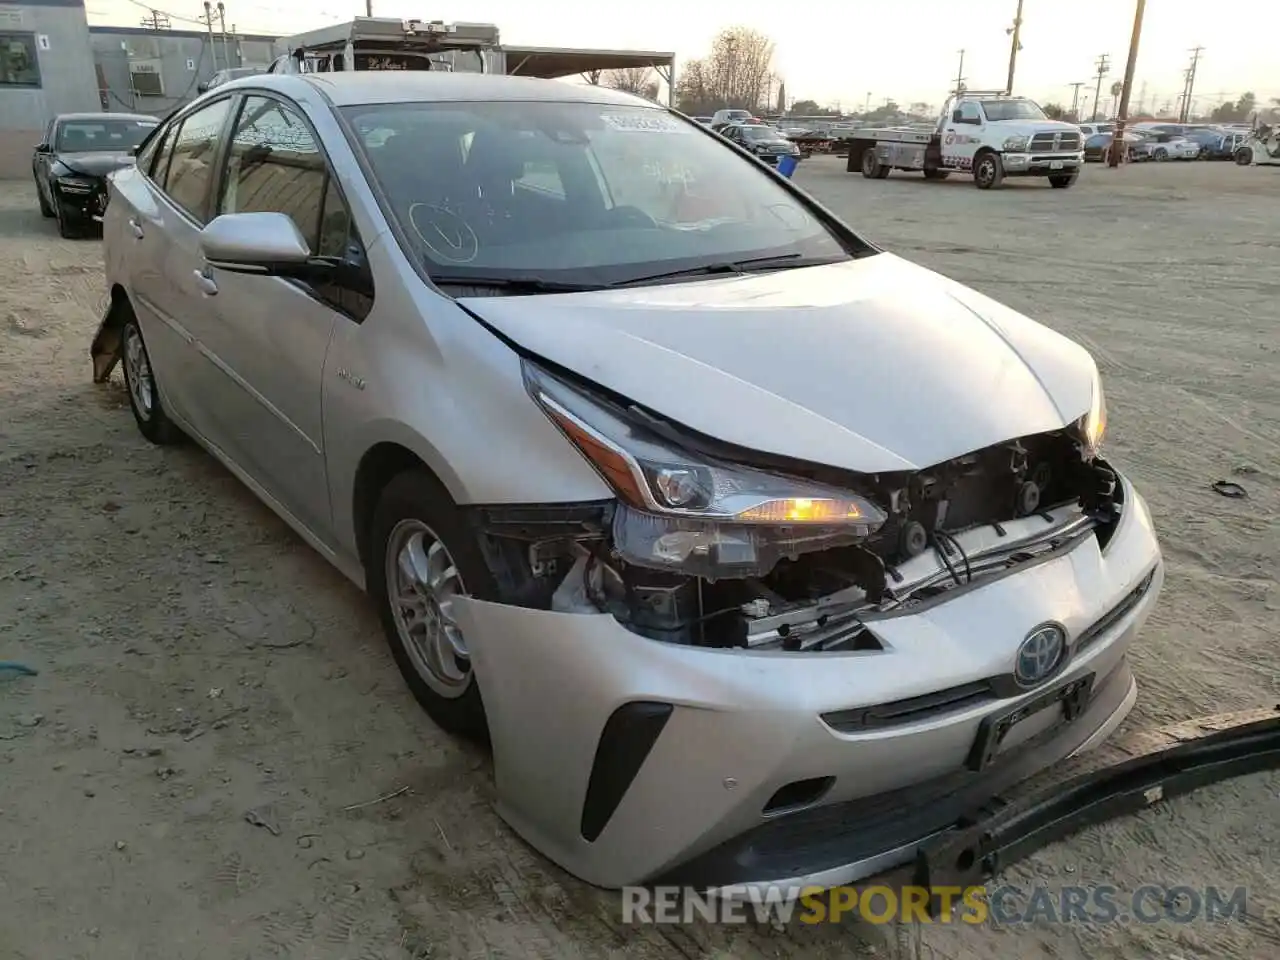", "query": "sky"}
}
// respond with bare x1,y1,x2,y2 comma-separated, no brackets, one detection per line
88,0,1279,116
